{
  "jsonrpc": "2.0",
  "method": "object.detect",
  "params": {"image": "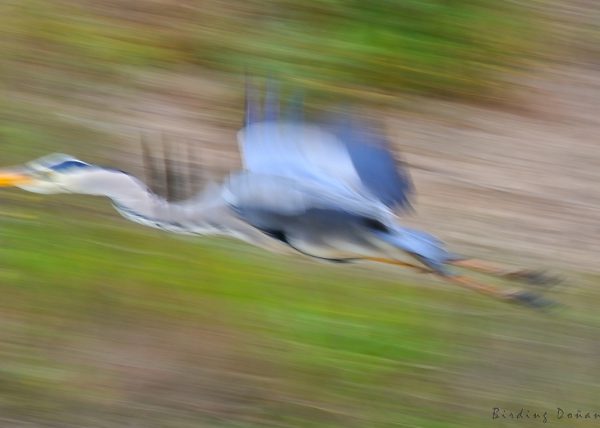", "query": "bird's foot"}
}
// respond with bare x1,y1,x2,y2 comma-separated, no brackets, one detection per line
505,290,559,310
